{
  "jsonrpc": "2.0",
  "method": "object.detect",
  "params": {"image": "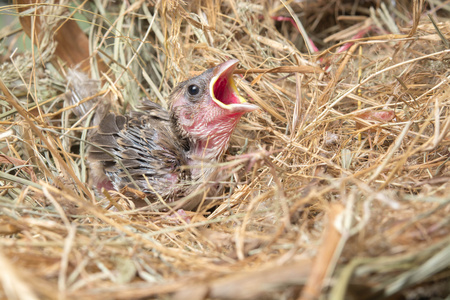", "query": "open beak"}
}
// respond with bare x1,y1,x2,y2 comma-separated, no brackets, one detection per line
210,59,259,113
